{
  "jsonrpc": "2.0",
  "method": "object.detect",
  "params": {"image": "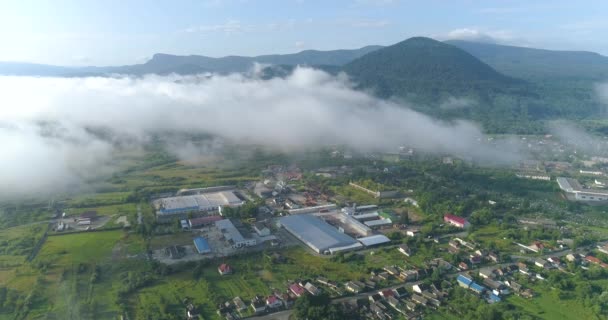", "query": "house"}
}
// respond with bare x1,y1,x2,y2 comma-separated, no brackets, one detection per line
443,214,470,229
369,293,383,303
507,281,522,293
566,253,579,262
406,229,420,237
598,243,608,255
218,264,233,275
458,262,469,271
412,283,427,294
535,259,551,269
547,257,561,265
448,240,460,250
422,292,441,307
378,272,391,280
380,289,395,298
394,287,409,298
400,269,419,281
254,222,271,236
251,296,267,313
345,281,364,293
479,268,495,279
483,278,506,294
384,266,400,276
289,283,306,297
411,294,428,305
475,249,488,257
266,295,282,309
304,282,321,296
488,252,500,263
398,245,412,257
233,297,247,311
469,255,482,265
405,301,417,312
386,296,401,308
